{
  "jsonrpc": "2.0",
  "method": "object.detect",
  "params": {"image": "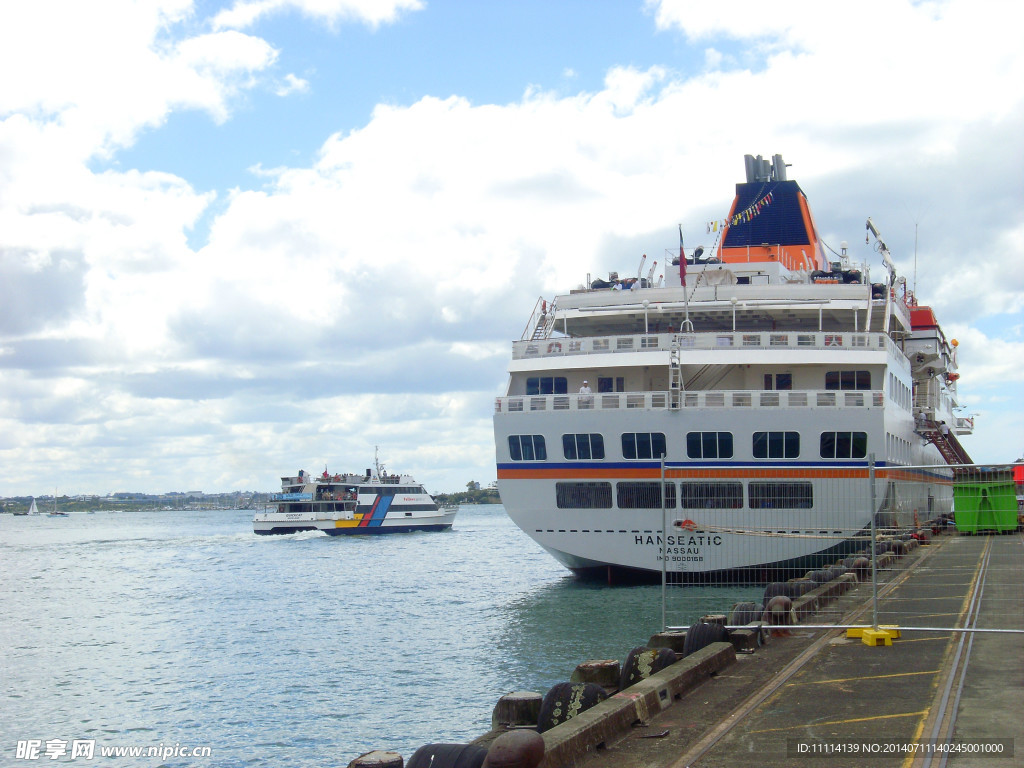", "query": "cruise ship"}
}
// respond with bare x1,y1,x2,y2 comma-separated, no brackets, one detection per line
254,460,457,536
493,154,972,583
